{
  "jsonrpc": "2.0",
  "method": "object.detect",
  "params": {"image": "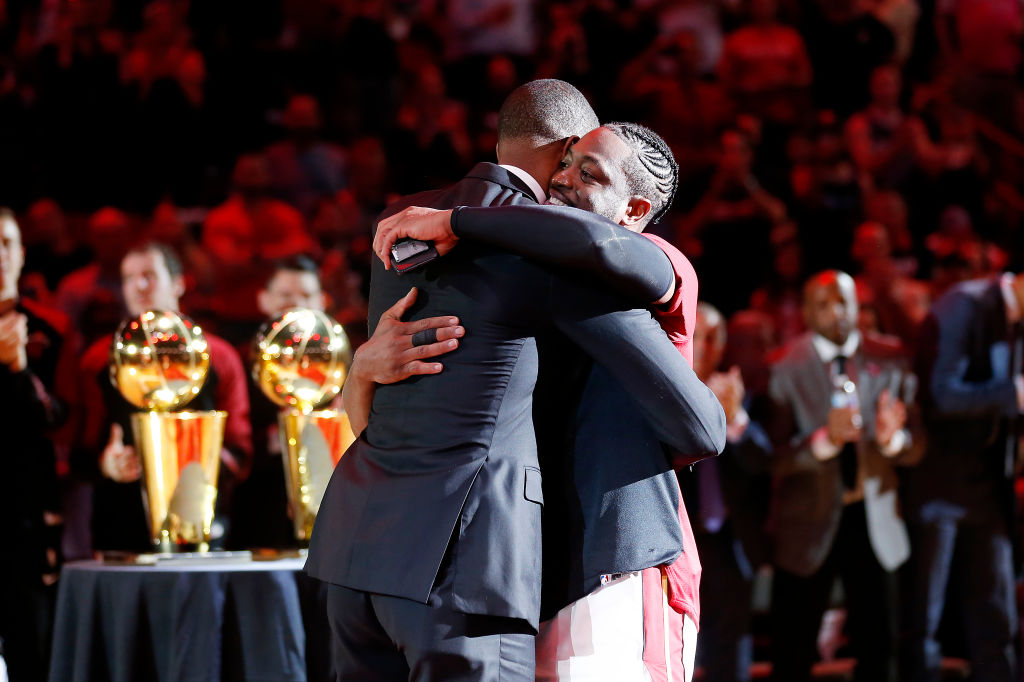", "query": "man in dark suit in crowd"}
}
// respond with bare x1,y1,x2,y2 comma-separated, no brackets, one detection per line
682,302,772,682
305,81,726,680
0,209,72,682
902,273,1024,682
768,270,922,682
